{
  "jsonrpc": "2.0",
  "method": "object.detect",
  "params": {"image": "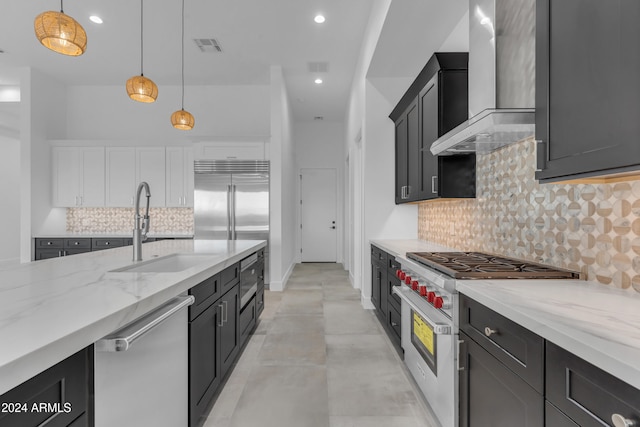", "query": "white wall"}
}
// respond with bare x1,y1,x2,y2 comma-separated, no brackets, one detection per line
269,66,296,291
438,10,469,51
0,135,21,265
20,68,68,261
66,85,270,141
294,121,345,264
